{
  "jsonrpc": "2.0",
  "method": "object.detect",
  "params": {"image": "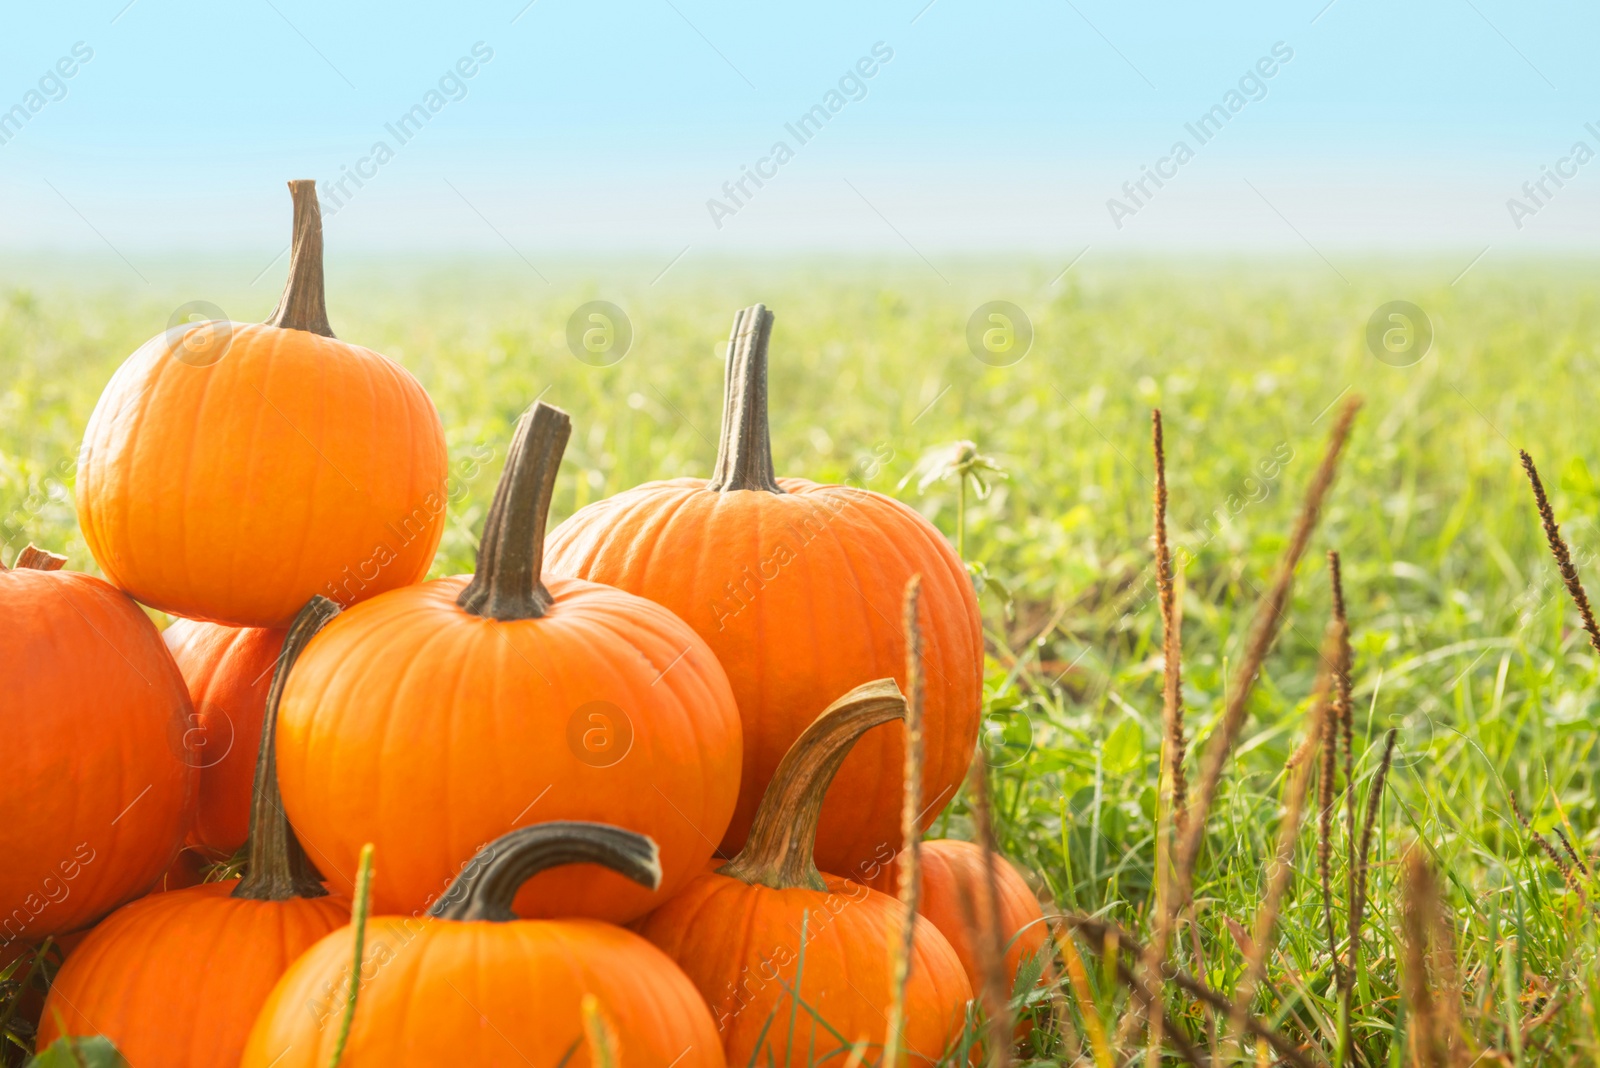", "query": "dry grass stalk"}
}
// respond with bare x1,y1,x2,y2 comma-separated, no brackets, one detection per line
1174,396,1360,891
1554,825,1592,878
1054,925,1115,1068
1056,911,1314,1068
1140,395,1360,1017
882,576,926,1068
1316,658,1341,988
1131,408,1188,1064
1399,844,1463,1068
1351,728,1398,941
1132,398,1356,1061
1510,792,1589,906
1153,409,1189,831
1329,552,1357,983
1226,618,1342,1056
961,745,1015,1066
1519,449,1600,658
